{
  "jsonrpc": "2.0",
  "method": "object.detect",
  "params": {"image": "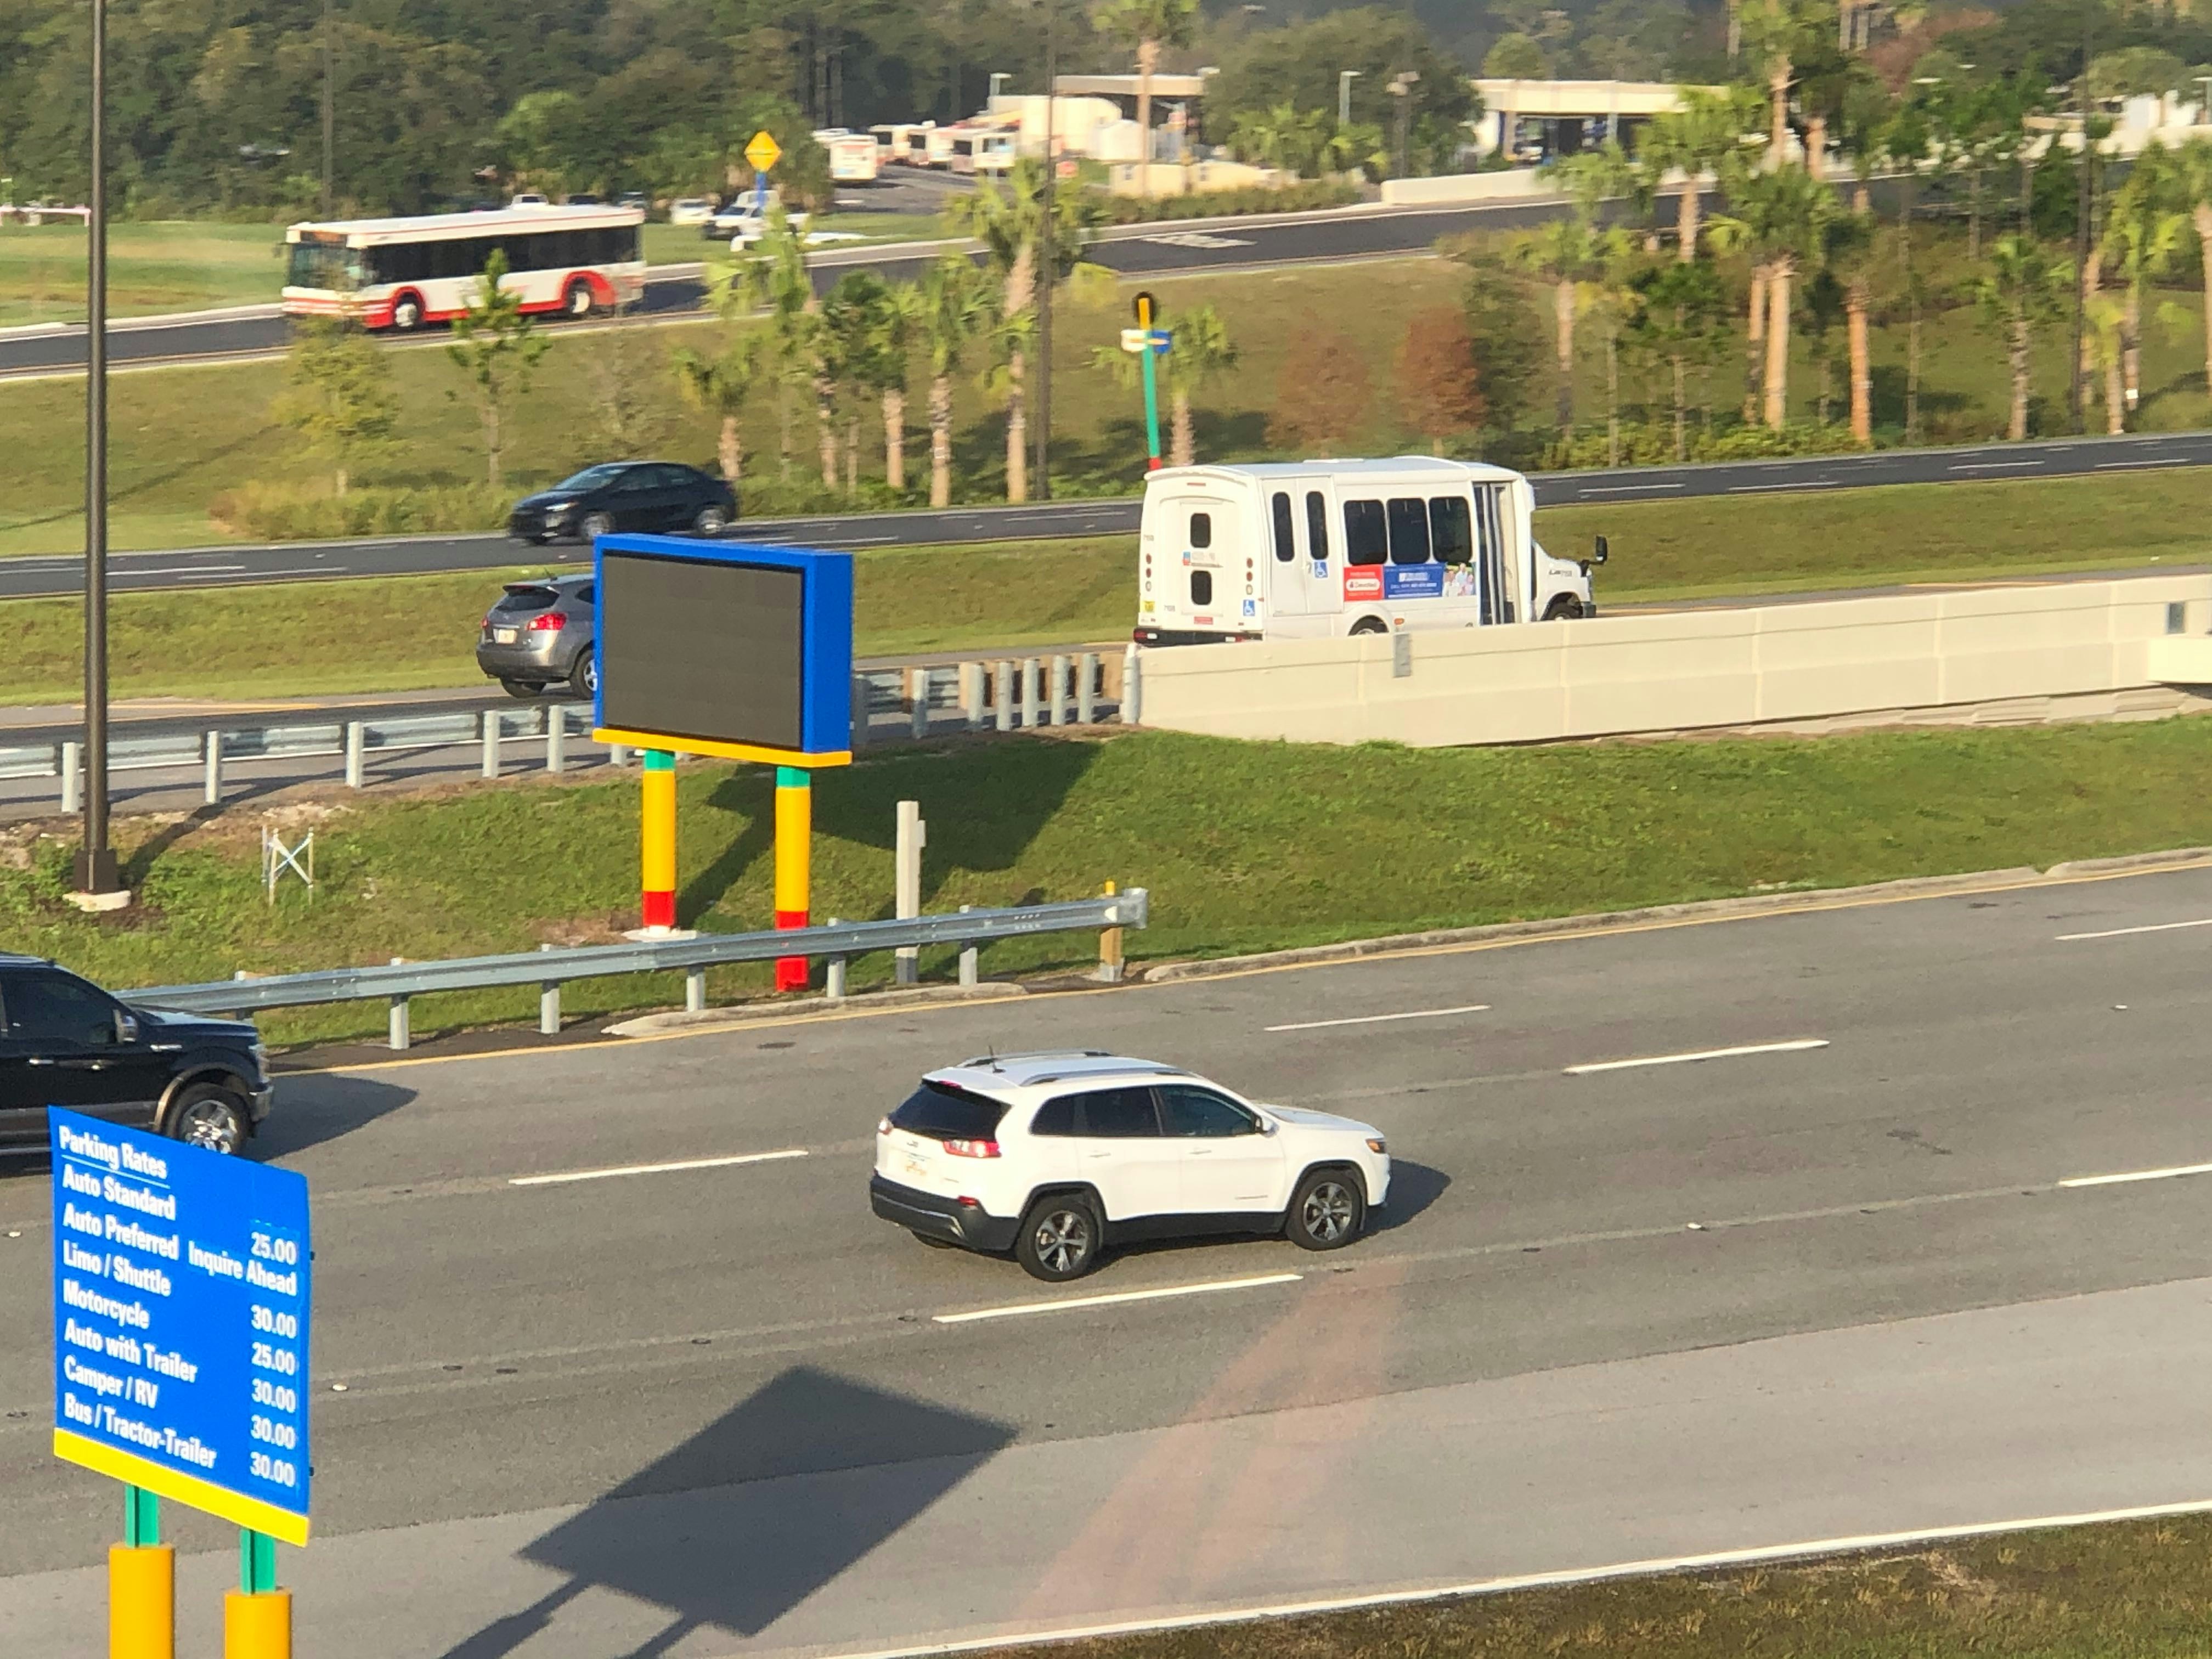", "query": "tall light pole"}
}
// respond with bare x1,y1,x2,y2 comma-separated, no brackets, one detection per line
321,0,335,216
78,0,119,901
1035,0,1058,500
1338,70,1361,128
1388,71,1419,178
